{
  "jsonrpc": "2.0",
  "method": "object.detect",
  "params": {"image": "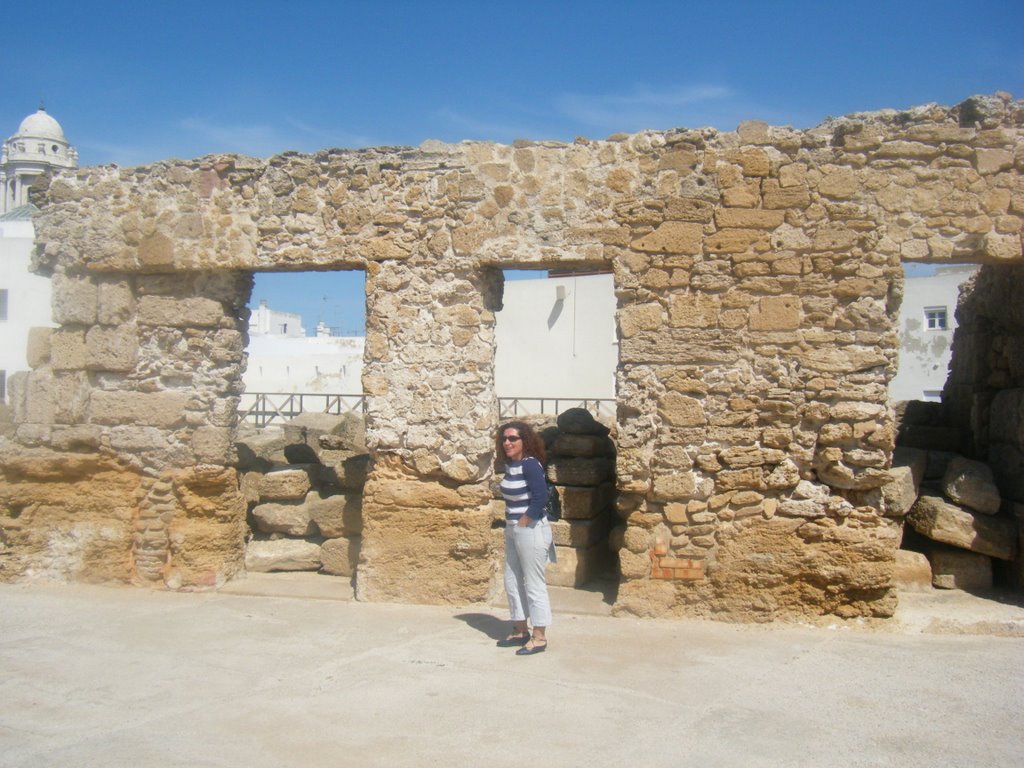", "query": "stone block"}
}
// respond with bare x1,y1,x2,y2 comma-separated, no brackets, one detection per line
137,295,224,327
929,547,993,591
50,329,86,371
257,468,314,501
320,536,361,577
308,491,363,537
245,539,322,572
907,494,1017,560
941,456,1001,515
319,453,371,492
97,280,135,325
545,542,611,588
560,483,614,520
749,296,801,331
51,273,97,324
90,391,189,428
547,457,613,487
556,407,610,437
713,208,784,229
251,501,316,536
85,325,138,372
26,327,52,369
630,222,703,254
191,426,233,464
893,549,932,591
550,514,610,548
658,392,706,426
669,293,720,328
550,433,615,458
